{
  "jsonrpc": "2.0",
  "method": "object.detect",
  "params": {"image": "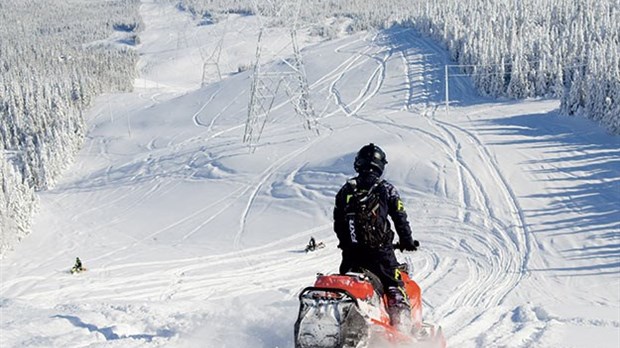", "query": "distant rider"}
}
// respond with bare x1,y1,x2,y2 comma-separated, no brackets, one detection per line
333,143,418,331
308,237,317,251
71,257,85,274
